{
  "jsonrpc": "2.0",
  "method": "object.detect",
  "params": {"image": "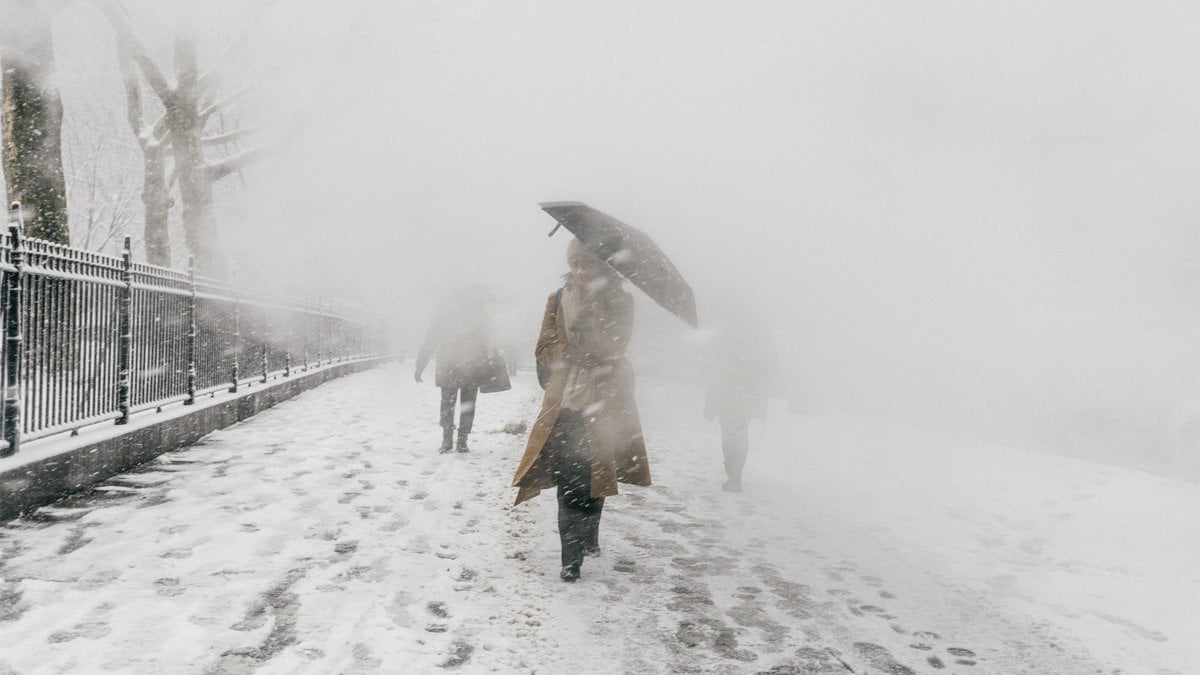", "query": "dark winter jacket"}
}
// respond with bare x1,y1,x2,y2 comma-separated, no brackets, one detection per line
415,303,494,389
700,320,775,421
